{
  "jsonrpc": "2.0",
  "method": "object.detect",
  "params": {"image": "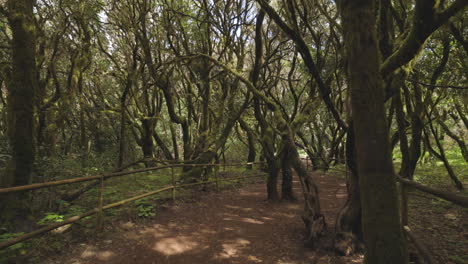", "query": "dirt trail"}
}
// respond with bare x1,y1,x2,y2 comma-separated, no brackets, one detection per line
46,172,362,264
